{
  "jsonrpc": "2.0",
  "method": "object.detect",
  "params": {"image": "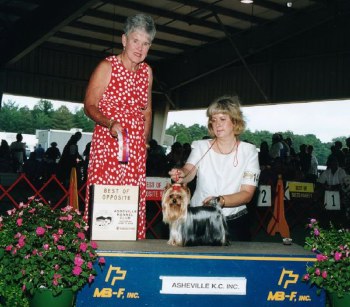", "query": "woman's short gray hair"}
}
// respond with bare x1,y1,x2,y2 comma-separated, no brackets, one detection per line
124,13,156,41
206,95,246,137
